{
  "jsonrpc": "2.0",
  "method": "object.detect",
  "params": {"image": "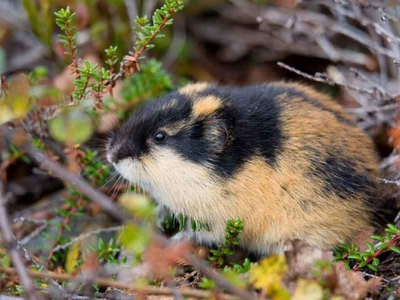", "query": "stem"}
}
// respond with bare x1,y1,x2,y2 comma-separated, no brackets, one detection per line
353,235,400,271
0,267,239,299
64,20,79,77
